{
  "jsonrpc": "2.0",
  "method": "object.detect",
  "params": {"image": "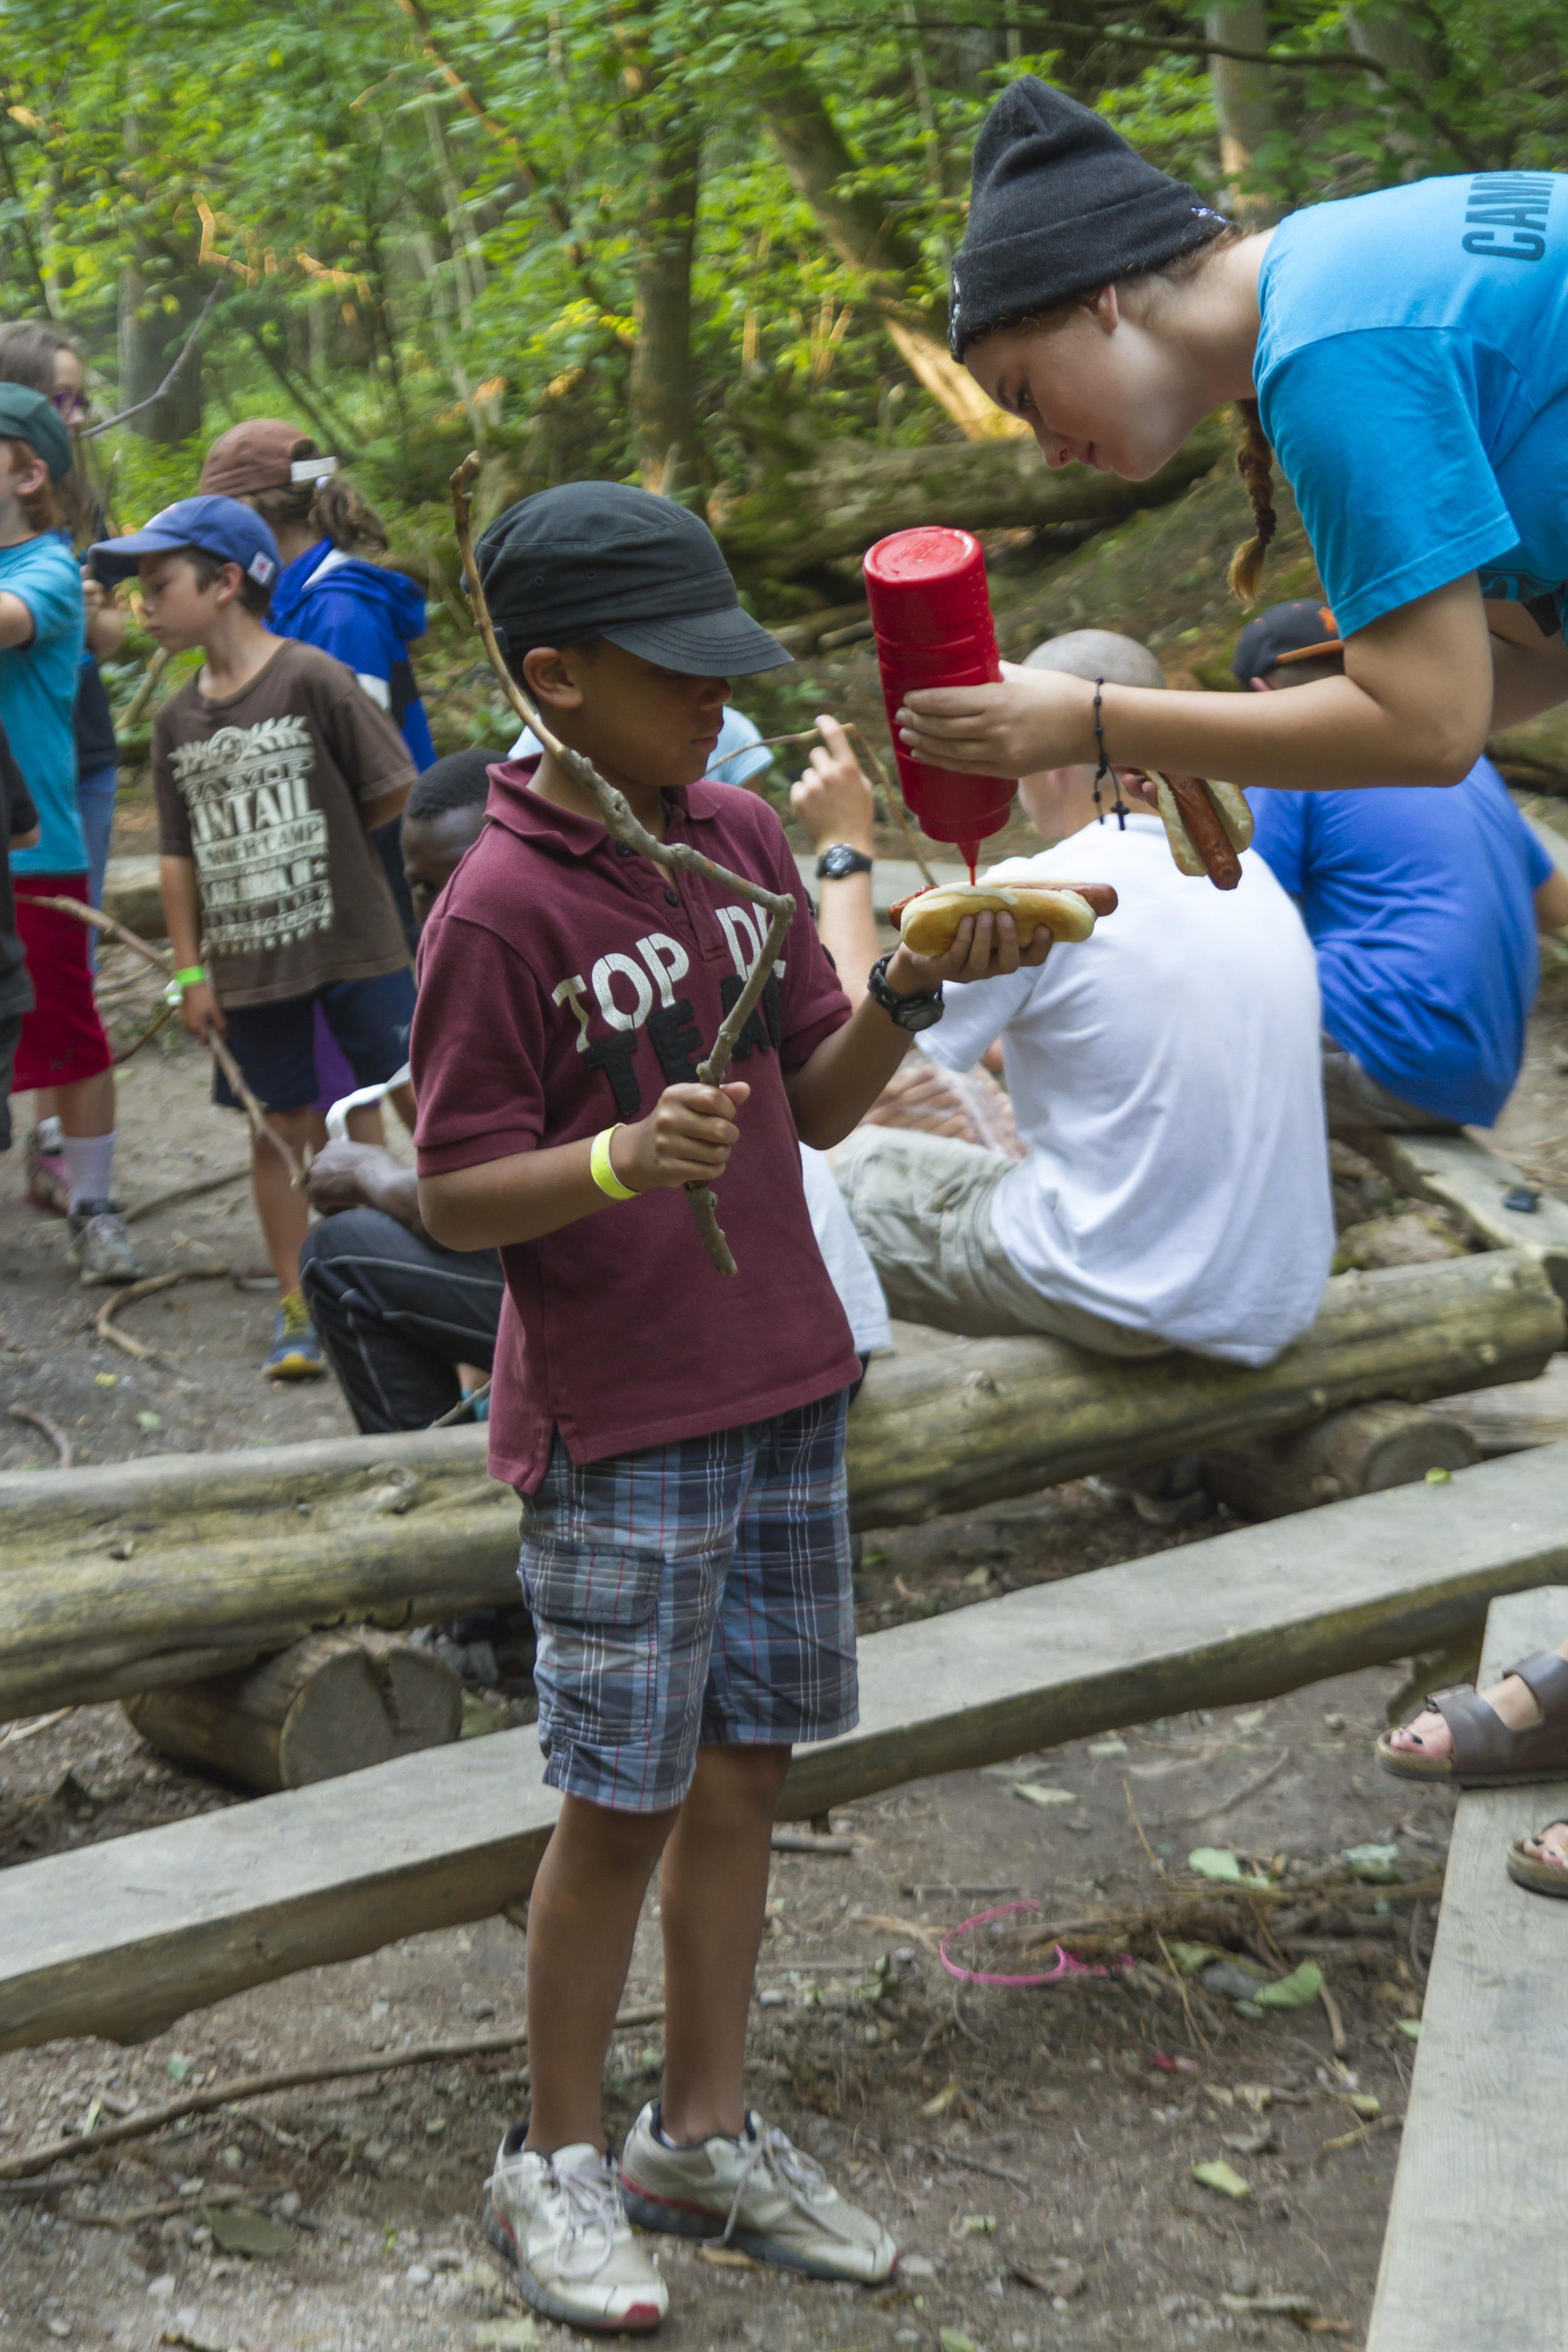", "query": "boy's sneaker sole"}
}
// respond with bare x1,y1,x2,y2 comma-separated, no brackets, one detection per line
618,2180,864,2282
482,2200,666,2334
